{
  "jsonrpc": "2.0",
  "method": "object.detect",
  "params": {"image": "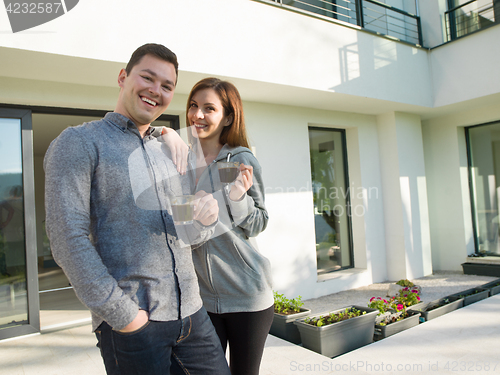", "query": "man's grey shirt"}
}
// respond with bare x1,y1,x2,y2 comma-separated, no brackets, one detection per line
44,112,208,331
